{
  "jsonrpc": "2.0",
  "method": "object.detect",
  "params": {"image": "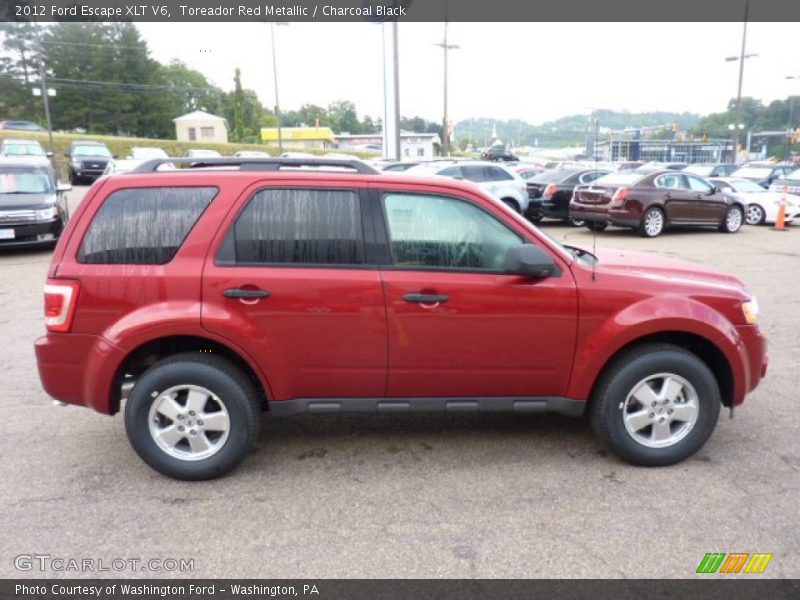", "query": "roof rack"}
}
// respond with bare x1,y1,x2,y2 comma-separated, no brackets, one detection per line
131,157,379,174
